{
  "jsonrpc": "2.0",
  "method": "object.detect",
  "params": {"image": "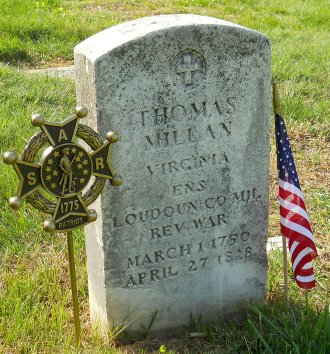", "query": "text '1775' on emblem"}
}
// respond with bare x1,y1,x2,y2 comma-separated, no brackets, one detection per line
3,106,123,233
